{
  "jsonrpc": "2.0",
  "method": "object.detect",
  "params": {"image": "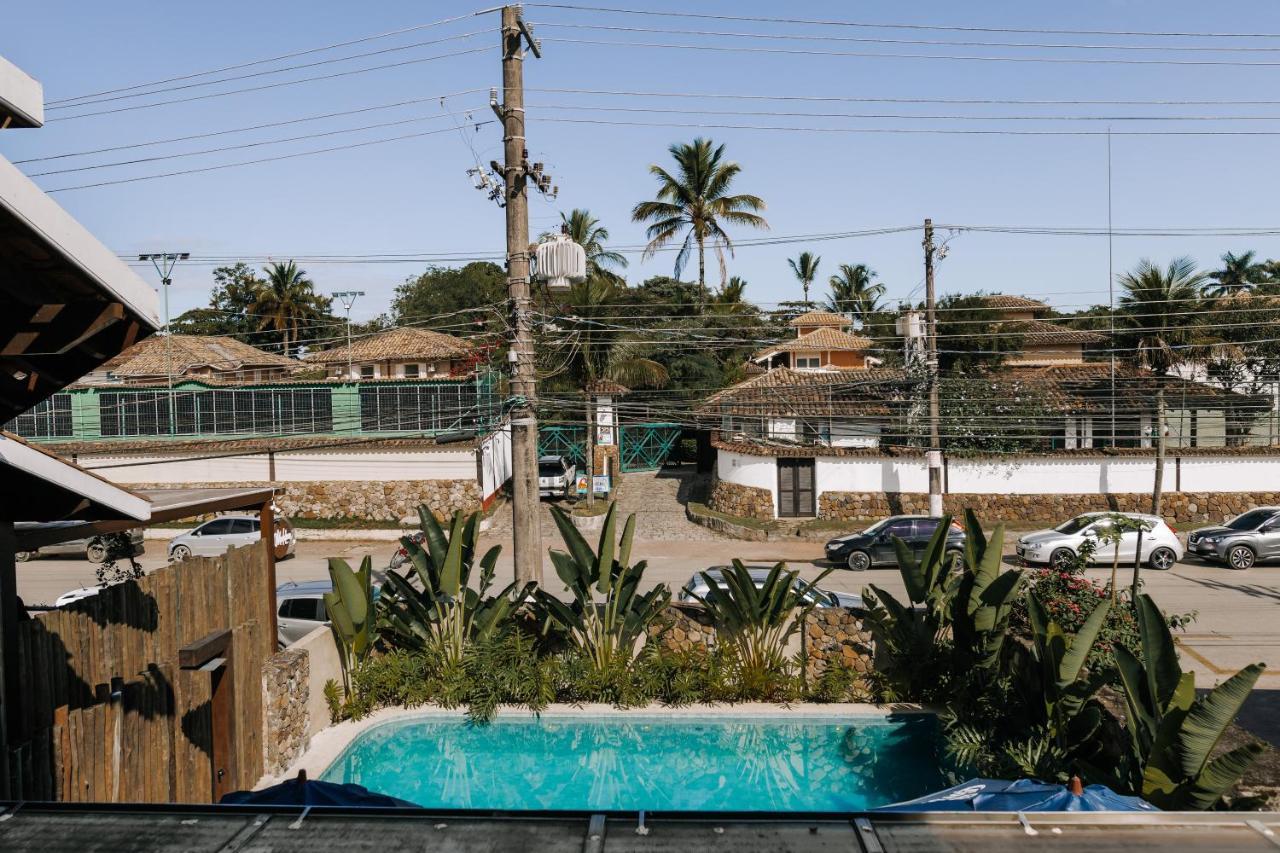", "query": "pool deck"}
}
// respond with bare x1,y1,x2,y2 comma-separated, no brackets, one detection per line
267,702,931,788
